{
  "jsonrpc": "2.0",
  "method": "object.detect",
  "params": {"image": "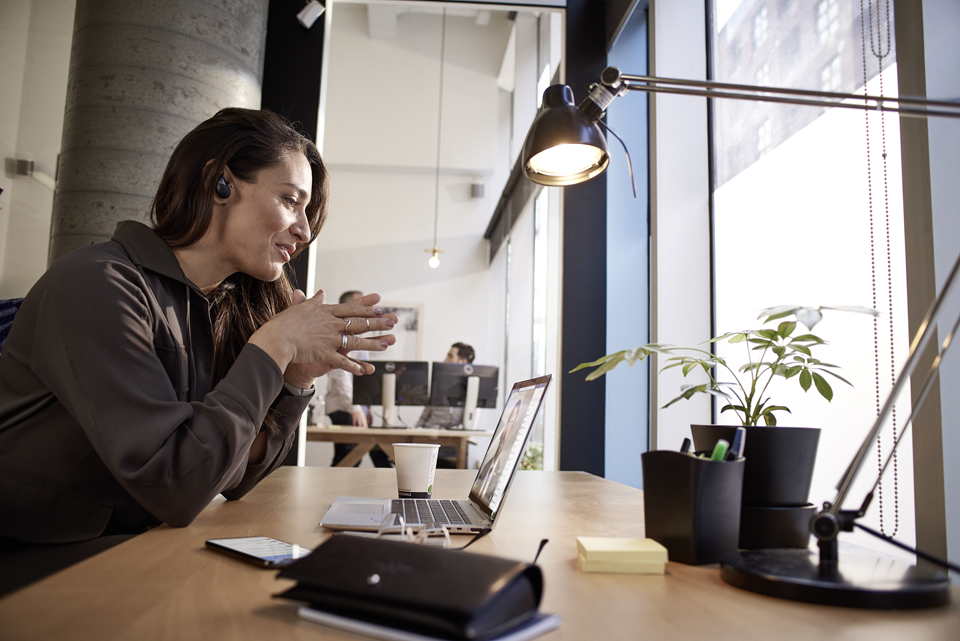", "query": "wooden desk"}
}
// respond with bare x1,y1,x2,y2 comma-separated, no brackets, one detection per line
306,426,493,469
1,468,957,640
